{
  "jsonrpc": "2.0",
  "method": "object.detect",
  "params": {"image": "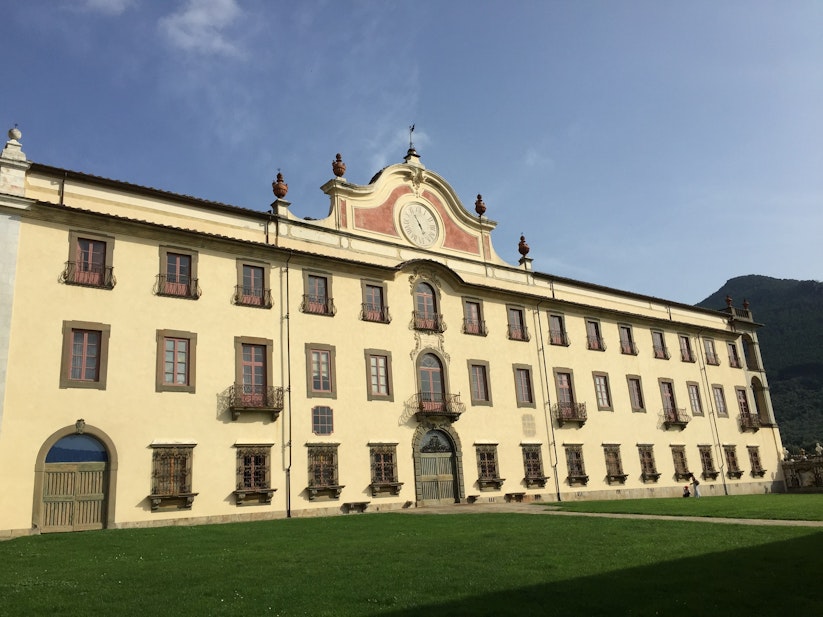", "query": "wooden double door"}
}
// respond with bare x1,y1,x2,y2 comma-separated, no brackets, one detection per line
418,430,458,505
